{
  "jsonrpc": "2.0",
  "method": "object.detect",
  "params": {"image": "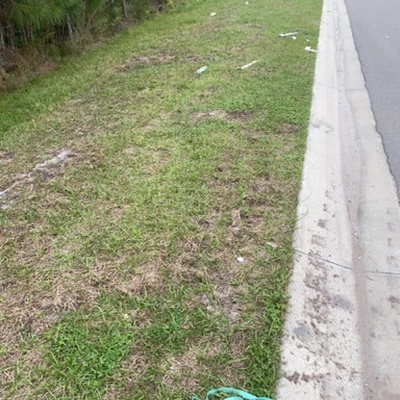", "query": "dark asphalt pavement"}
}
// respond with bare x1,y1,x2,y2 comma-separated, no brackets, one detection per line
345,0,400,196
